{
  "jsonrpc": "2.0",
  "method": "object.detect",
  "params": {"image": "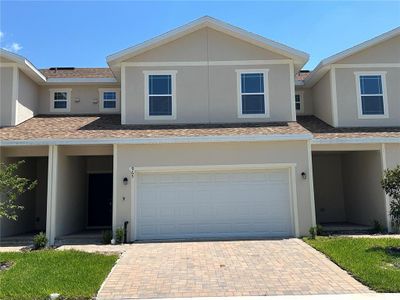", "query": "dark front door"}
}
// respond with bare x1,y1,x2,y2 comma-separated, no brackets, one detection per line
88,173,112,227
